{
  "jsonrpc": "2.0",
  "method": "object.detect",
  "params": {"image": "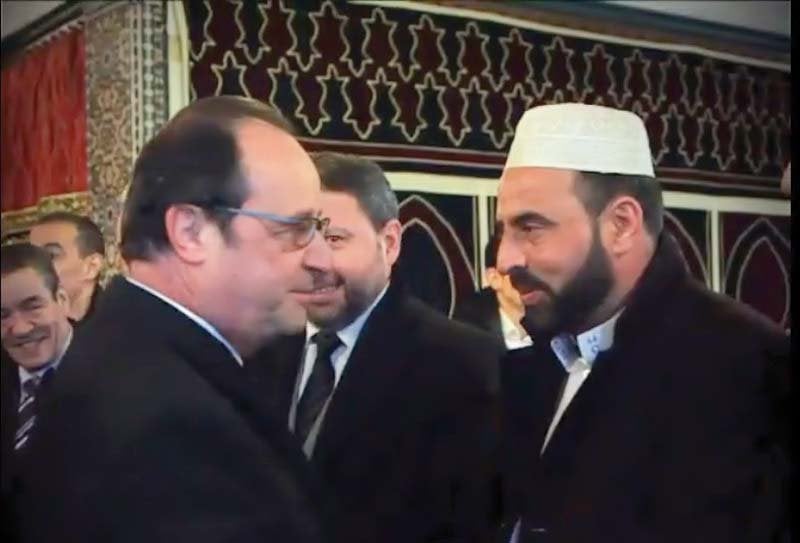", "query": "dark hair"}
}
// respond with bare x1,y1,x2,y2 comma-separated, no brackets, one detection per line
35,211,105,258
311,152,398,229
0,243,60,297
484,230,501,269
120,96,296,261
573,172,664,237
